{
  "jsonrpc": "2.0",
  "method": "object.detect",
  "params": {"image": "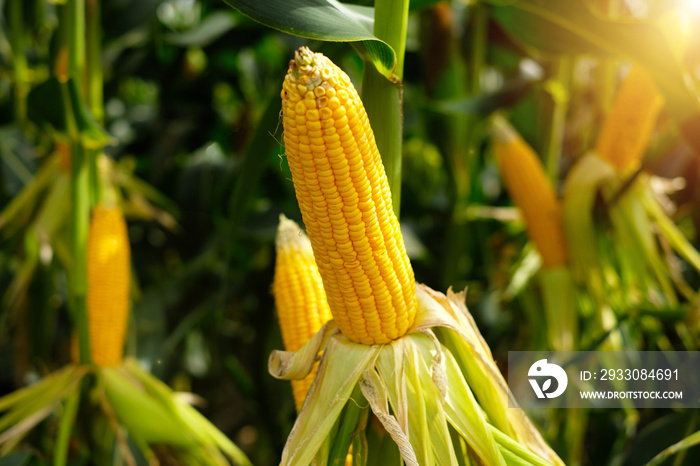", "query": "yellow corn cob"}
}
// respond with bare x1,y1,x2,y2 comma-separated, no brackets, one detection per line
273,215,333,411
595,65,664,173
87,204,130,366
281,47,417,346
491,117,568,268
